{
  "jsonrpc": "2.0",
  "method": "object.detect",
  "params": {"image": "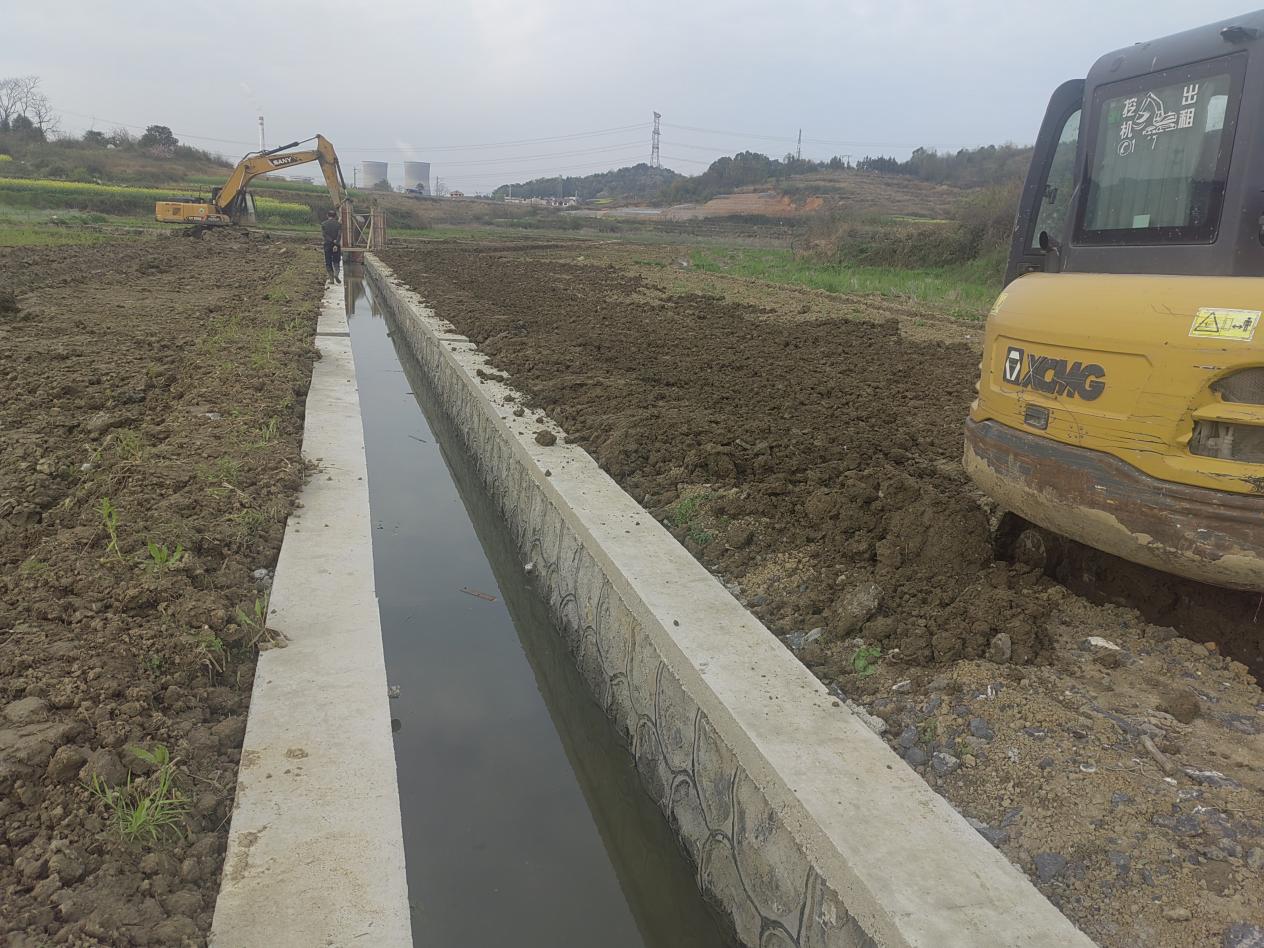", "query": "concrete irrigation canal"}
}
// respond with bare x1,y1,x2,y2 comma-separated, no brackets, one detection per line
344,274,734,946
9,234,1254,947
204,248,1255,947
